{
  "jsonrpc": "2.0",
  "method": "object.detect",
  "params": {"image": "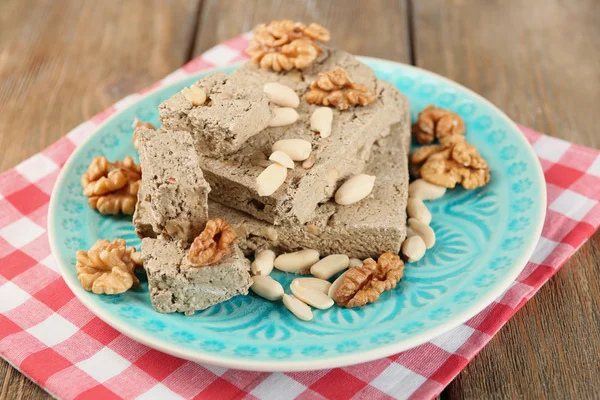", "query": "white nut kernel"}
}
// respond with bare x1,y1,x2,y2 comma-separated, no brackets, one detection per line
328,270,349,298
268,107,299,127
402,235,426,263
310,107,333,138
408,179,446,200
302,154,316,169
408,218,436,249
348,258,363,268
272,139,312,161
310,254,350,280
259,226,279,242
283,294,313,321
251,249,276,276
292,277,331,294
274,249,320,274
263,82,300,108
334,174,376,205
256,163,287,196
250,275,284,301
290,280,334,309
407,197,432,225
269,151,295,169
182,85,207,106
